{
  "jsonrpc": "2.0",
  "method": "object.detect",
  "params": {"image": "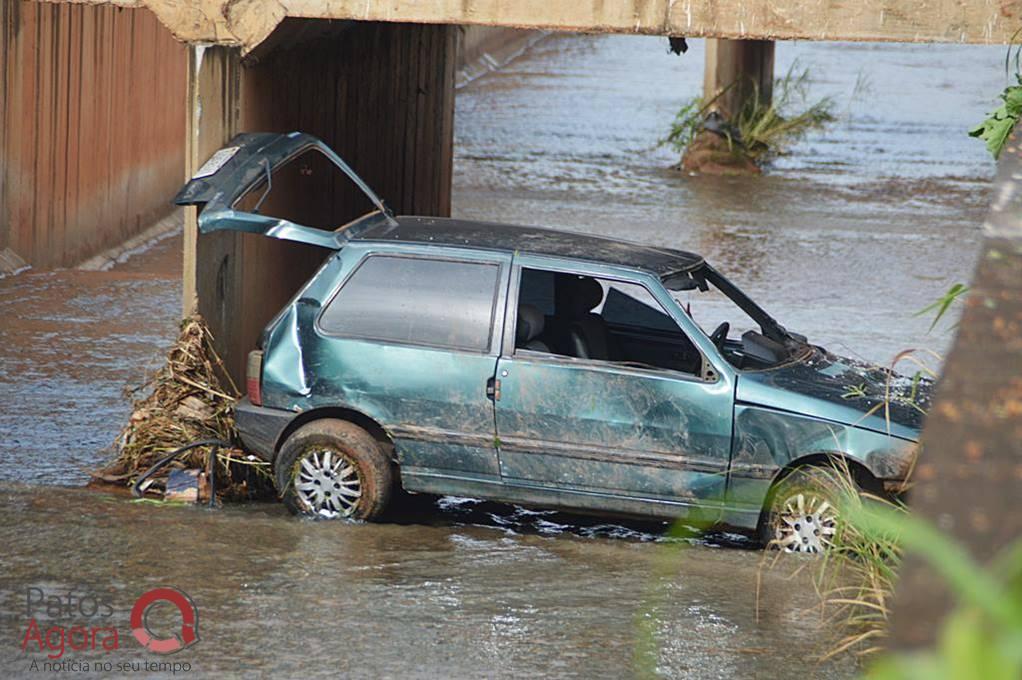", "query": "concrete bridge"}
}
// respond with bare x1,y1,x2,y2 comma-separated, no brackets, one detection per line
51,0,1022,49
